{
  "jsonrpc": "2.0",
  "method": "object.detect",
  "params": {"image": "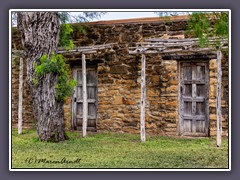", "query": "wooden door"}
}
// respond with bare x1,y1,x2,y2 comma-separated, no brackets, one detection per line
179,61,209,136
72,67,98,132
